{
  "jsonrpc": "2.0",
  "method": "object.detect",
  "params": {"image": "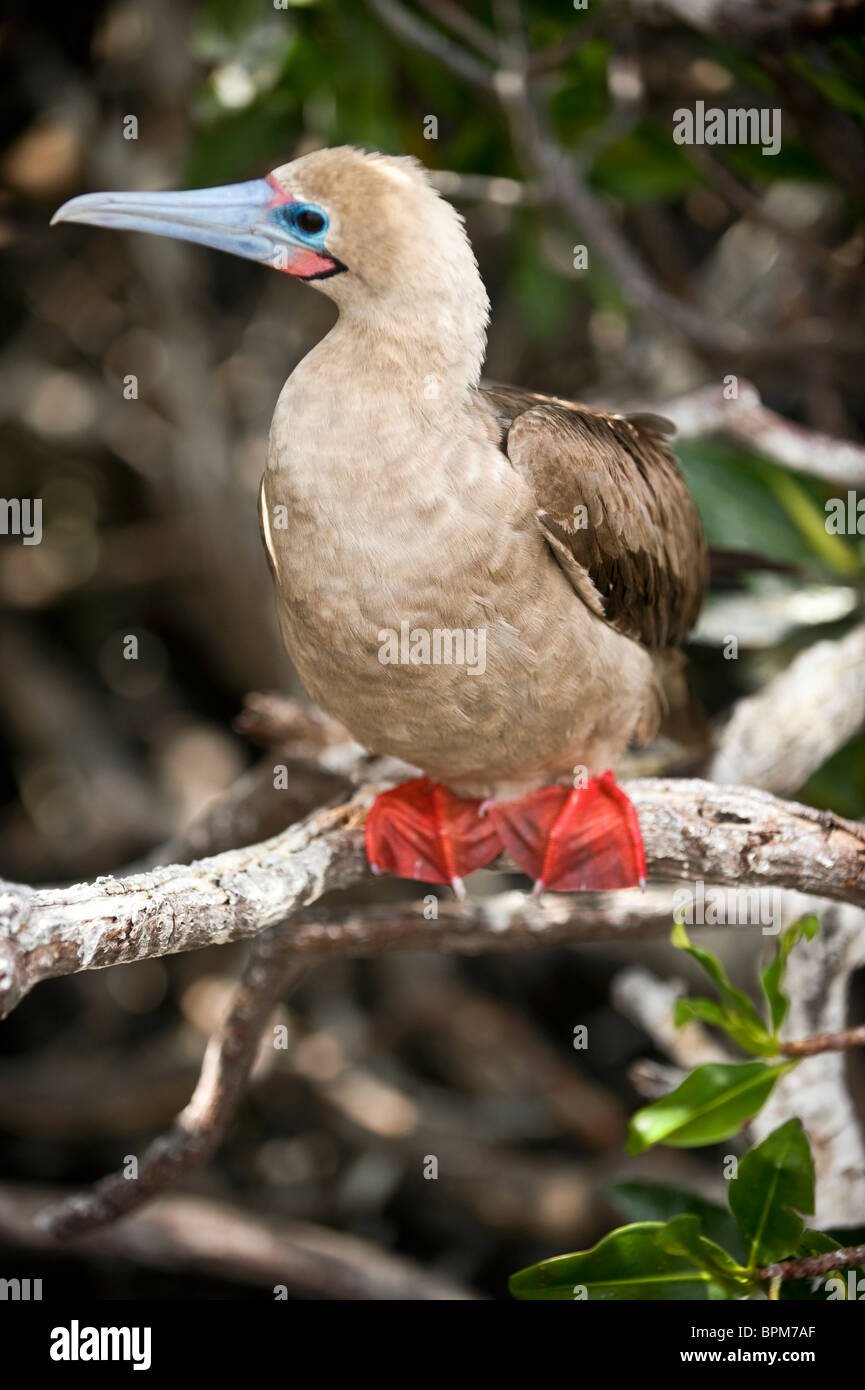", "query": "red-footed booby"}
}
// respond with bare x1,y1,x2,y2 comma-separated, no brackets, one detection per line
52,147,708,896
